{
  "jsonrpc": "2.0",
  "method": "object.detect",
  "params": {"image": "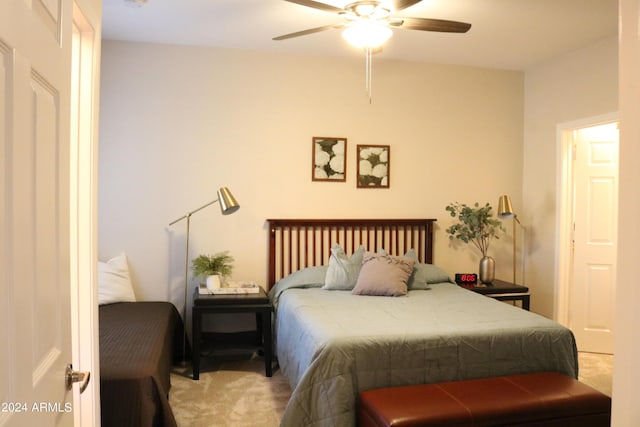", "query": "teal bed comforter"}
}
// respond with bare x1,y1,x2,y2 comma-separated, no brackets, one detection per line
270,272,578,427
